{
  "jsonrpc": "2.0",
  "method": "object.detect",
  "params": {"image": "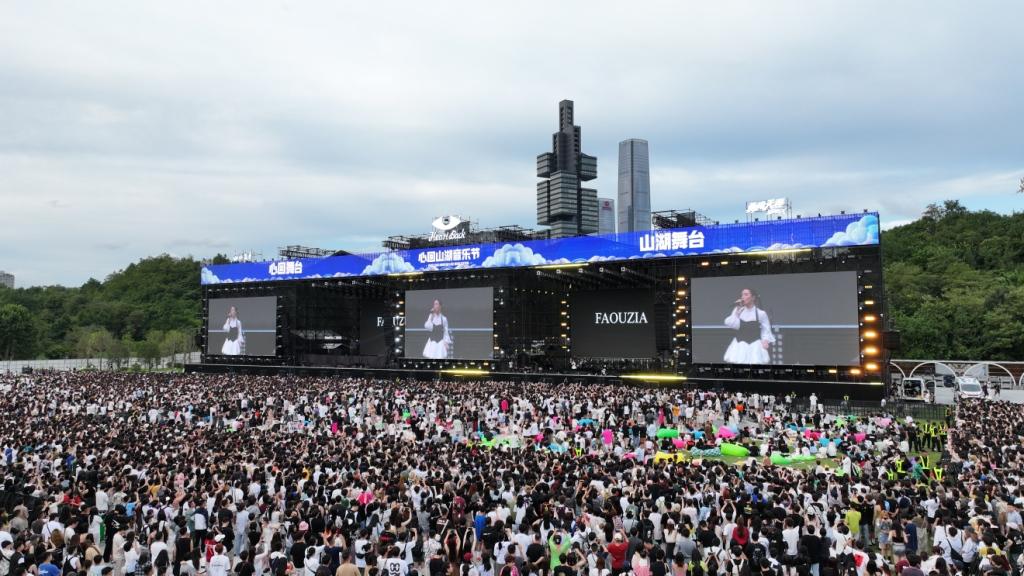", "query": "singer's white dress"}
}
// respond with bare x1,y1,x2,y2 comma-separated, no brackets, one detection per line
722,306,774,364
221,318,244,355
422,313,451,359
